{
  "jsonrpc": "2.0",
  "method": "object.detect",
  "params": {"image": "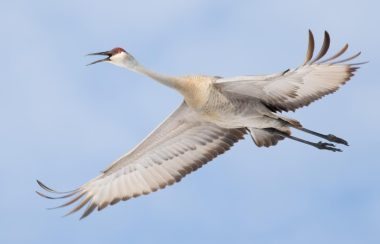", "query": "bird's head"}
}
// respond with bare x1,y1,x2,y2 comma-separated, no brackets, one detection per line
87,47,138,69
